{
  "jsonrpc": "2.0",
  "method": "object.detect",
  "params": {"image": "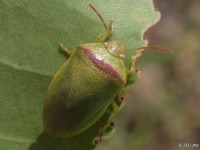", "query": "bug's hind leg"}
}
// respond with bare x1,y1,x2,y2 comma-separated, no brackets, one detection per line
93,96,125,145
